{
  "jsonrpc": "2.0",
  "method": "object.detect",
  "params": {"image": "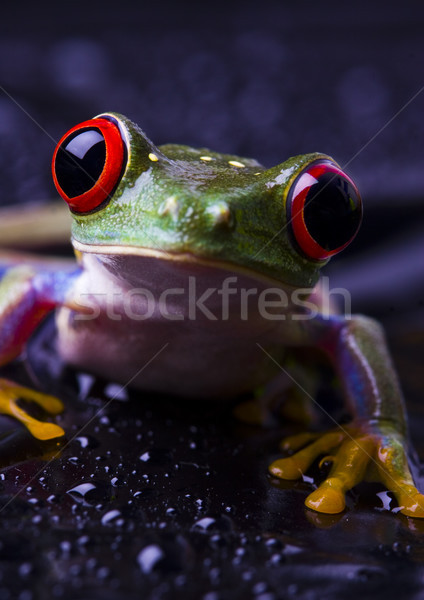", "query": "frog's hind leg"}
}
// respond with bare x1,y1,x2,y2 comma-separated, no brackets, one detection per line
369,430,424,518
268,308,424,517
